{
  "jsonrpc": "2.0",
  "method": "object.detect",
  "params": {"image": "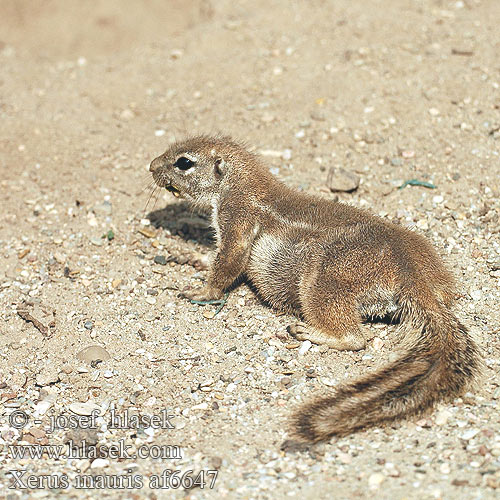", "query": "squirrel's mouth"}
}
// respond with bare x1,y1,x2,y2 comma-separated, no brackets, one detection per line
165,182,181,198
